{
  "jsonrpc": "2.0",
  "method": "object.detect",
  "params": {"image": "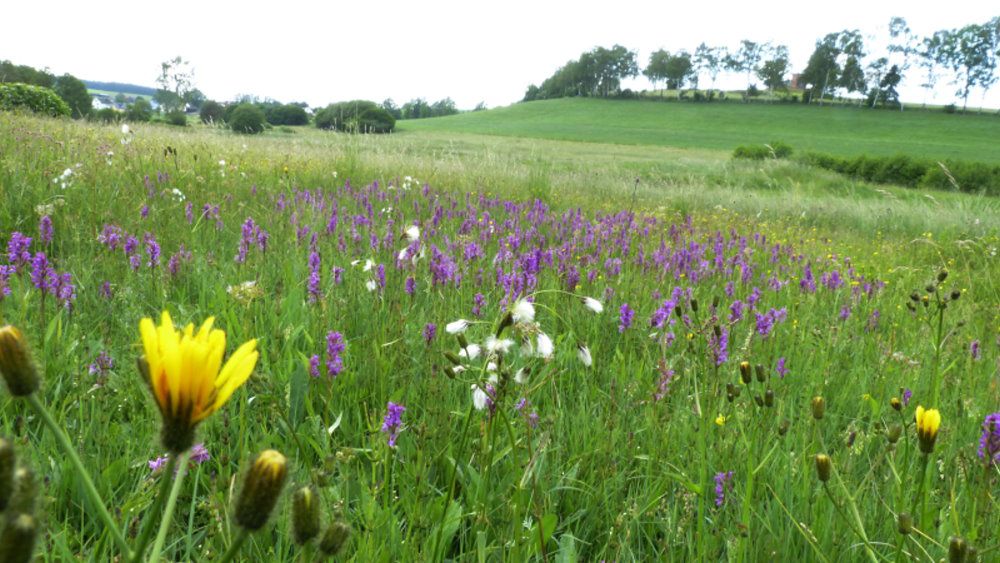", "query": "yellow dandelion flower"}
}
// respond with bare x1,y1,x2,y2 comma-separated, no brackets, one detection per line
715,414,726,426
914,406,941,454
139,311,258,453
